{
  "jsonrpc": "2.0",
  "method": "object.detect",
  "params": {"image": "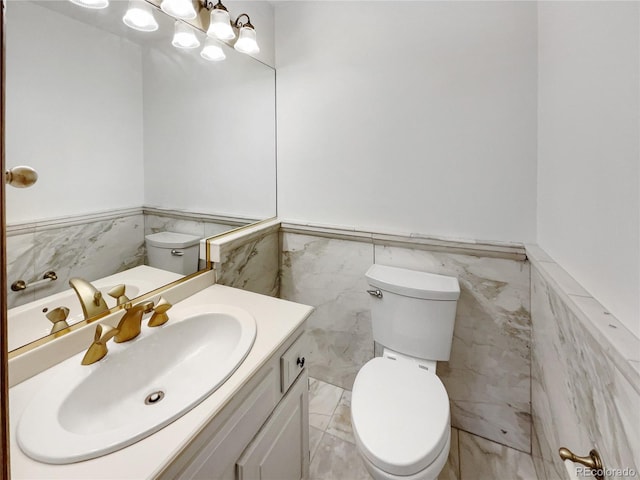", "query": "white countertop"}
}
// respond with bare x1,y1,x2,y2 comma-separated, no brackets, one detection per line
10,284,313,479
